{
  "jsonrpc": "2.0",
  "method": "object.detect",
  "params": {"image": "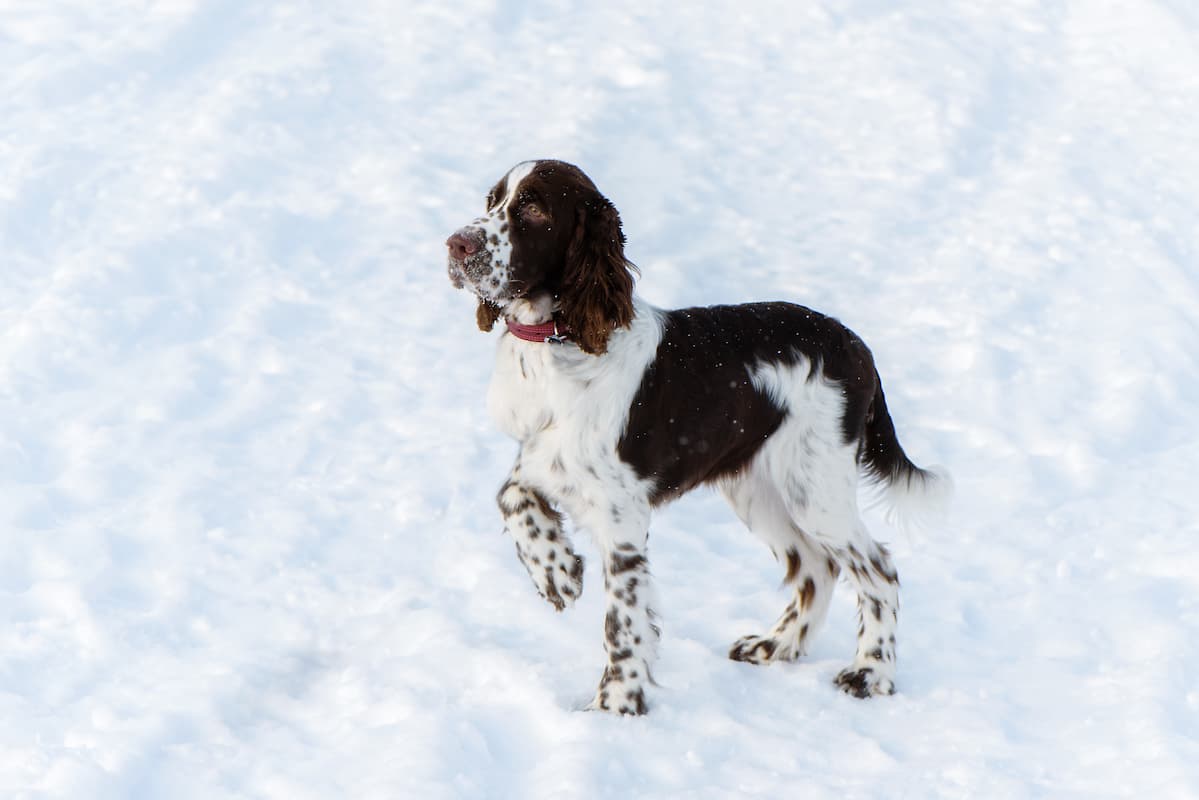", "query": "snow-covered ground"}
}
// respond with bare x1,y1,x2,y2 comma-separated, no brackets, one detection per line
3,1,1198,797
